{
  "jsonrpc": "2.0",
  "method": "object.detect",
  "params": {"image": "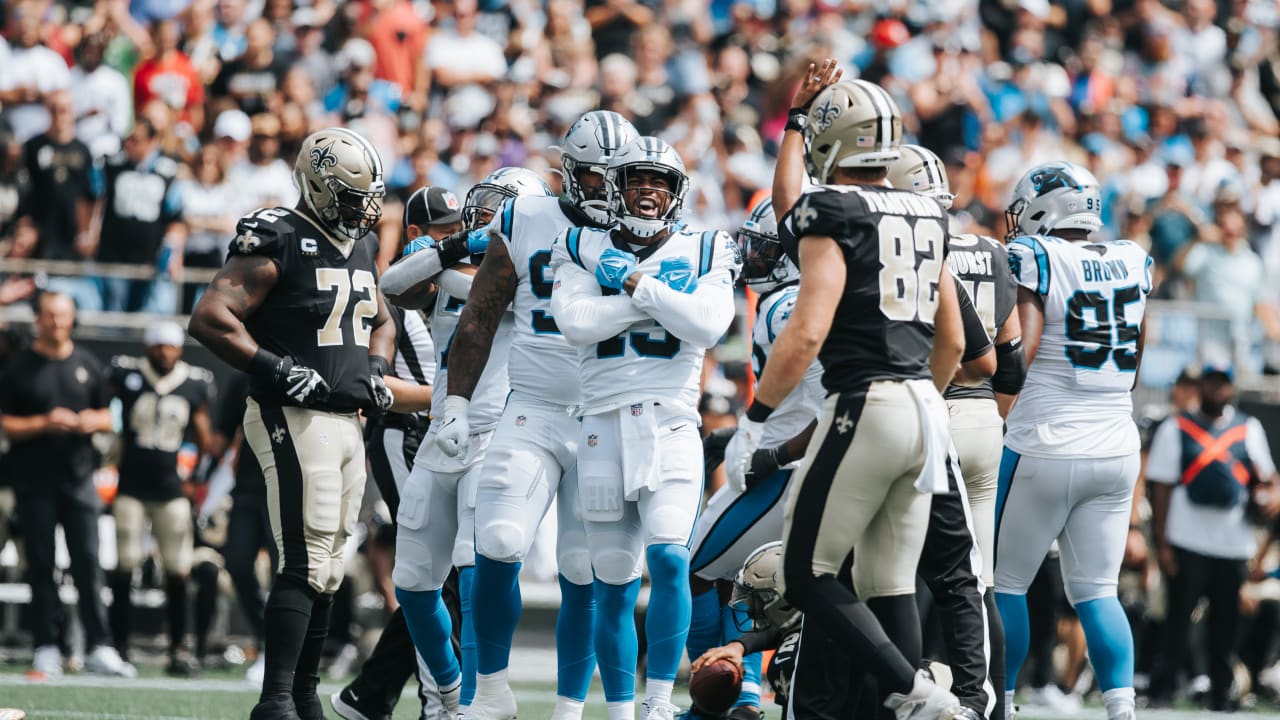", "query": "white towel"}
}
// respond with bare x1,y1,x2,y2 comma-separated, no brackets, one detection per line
906,379,951,494
619,401,662,501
